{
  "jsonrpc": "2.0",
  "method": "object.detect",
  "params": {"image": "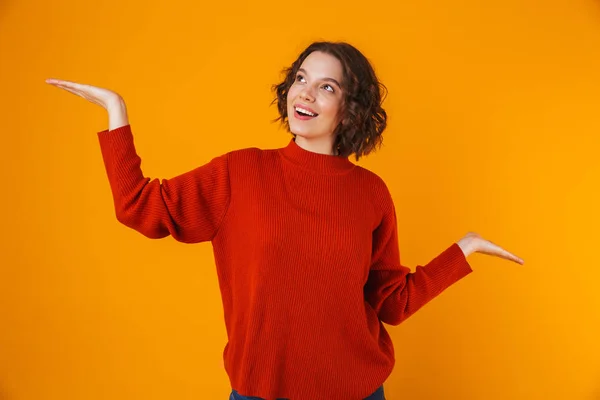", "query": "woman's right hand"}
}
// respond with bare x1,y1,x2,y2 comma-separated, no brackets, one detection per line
46,79,129,130
46,79,123,110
